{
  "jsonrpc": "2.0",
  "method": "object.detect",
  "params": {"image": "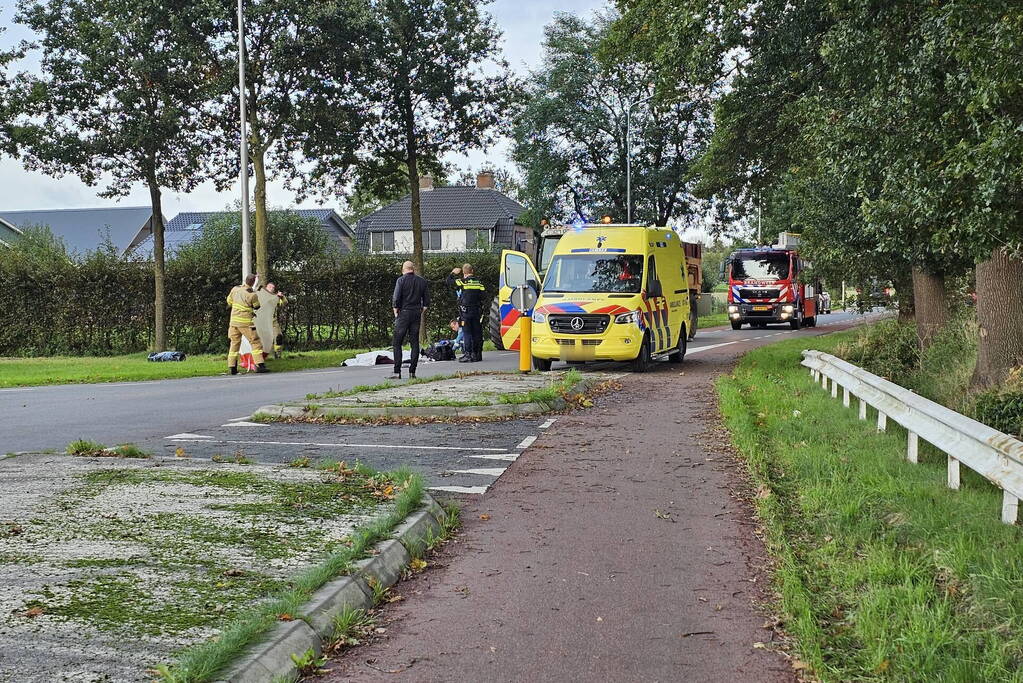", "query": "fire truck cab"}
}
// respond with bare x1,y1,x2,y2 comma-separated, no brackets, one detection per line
725,232,820,330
